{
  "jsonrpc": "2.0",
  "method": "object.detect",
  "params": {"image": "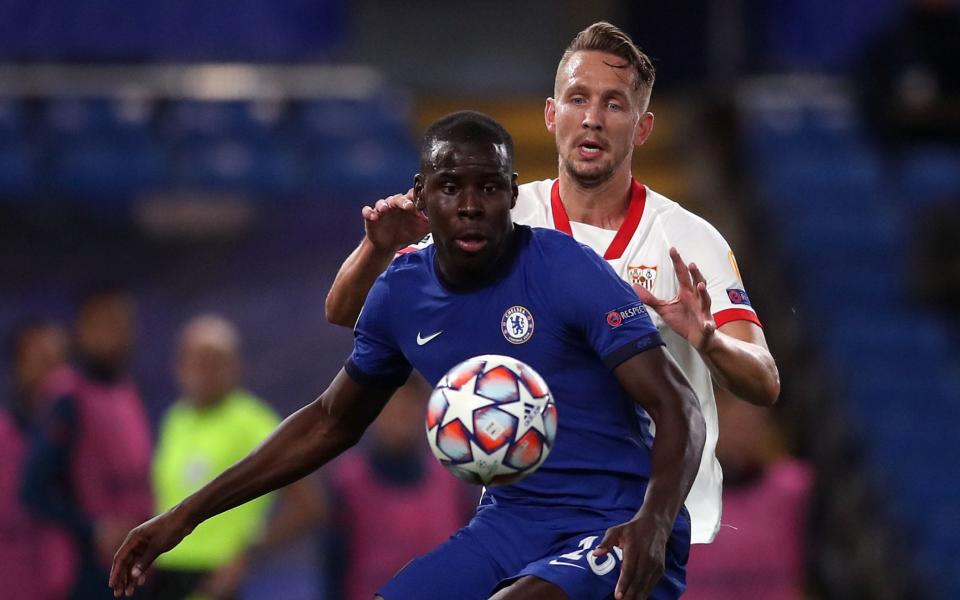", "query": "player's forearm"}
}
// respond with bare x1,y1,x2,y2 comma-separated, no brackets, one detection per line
324,238,395,327
173,398,359,531
637,388,706,525
701,331,780,406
